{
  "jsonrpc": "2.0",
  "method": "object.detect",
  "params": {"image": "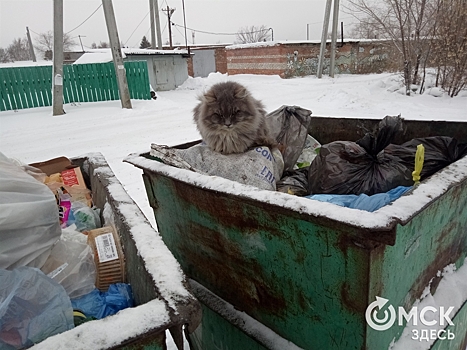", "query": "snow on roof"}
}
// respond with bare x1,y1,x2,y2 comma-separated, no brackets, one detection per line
122,47,188,55
73,49,122,64
72,47,188,65
225,38,391,50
